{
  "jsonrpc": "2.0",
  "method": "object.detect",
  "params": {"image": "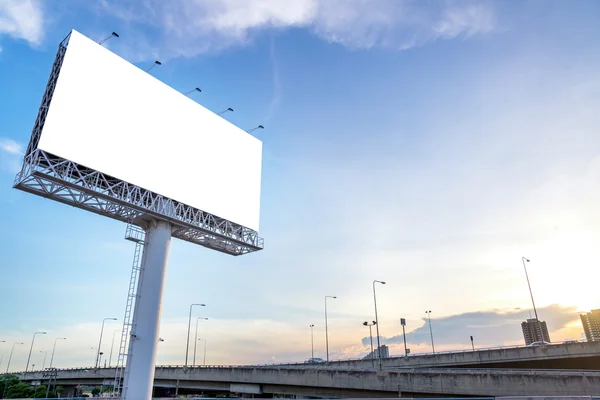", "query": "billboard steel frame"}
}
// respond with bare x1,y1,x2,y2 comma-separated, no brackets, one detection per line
14,33,263,257
14,31,264,400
